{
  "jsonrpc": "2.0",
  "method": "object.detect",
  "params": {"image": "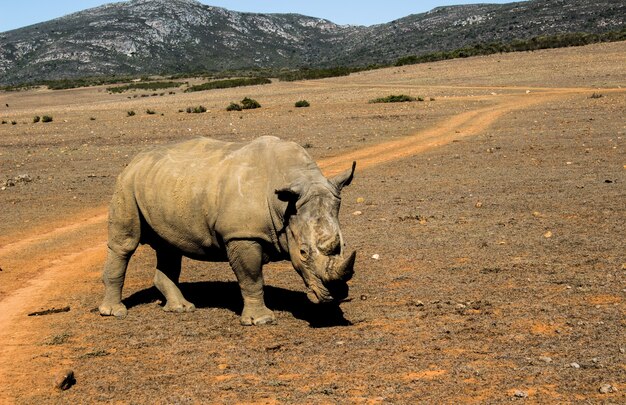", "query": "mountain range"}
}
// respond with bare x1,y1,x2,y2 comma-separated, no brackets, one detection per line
0,0,624,85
